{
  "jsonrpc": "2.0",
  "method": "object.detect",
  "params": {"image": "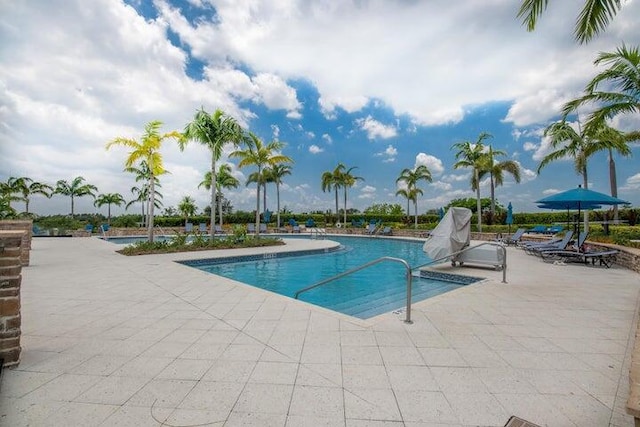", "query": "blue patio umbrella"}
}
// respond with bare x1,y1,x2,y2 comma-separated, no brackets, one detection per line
438,207,445,221
505,202,513,233
536,185,628,232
